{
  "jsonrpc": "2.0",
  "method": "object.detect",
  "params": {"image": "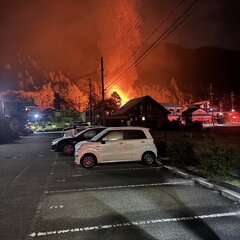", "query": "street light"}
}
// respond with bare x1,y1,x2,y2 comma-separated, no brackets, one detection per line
34,113,39,123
